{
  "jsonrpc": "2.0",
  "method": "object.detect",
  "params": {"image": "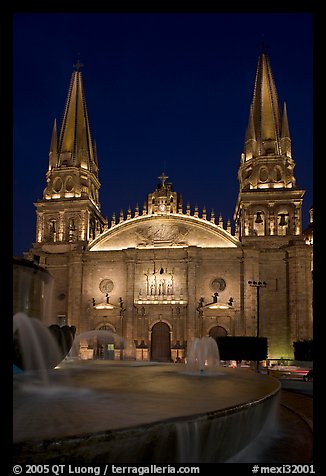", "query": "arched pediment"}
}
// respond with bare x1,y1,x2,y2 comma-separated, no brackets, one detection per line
89,214,239,251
